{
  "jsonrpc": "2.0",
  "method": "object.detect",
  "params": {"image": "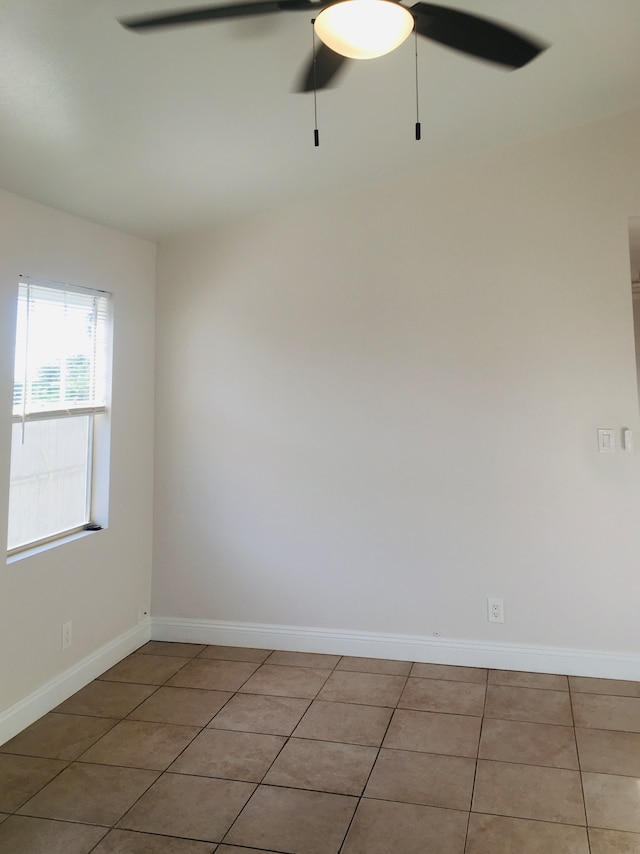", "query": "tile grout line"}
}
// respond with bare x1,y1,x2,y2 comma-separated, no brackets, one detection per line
0,678,158,831
70,648,211,827
105,645,278,848
462,673,488,853
216,651,343,851
75,645,241,850
336,668,413,853
568,681,592,854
